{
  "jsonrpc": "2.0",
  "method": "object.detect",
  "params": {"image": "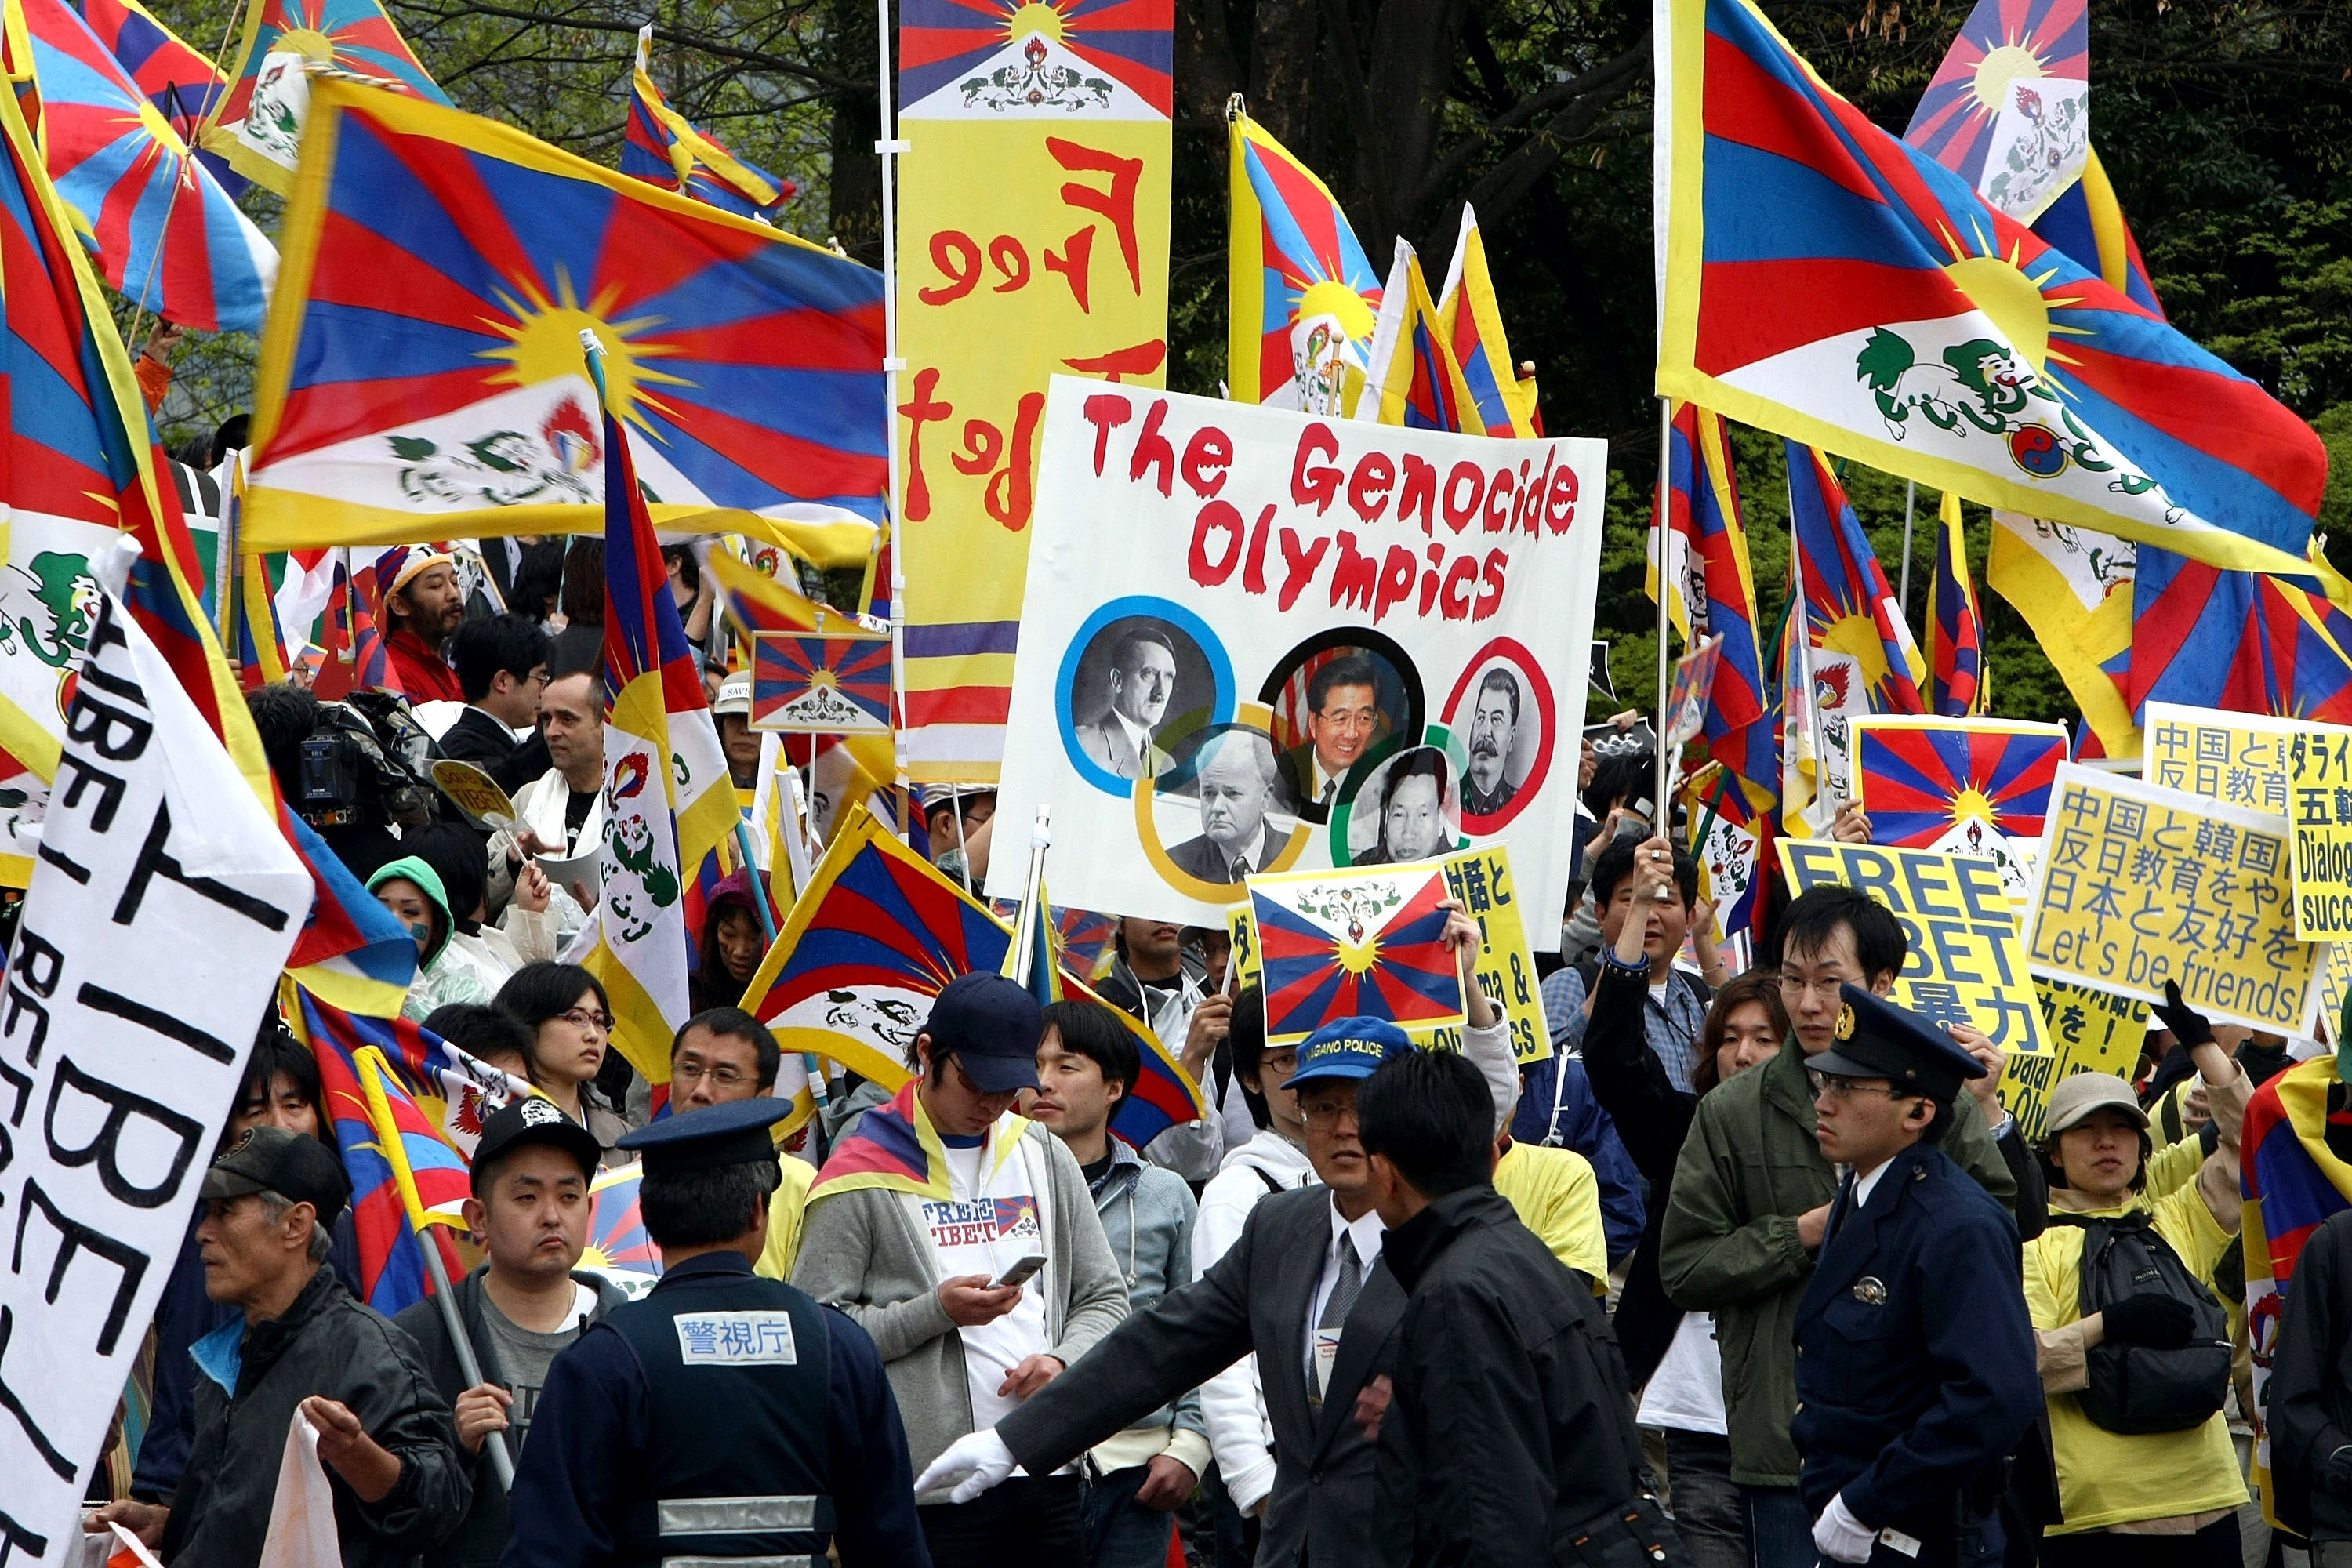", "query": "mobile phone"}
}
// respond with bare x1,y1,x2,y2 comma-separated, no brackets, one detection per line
1634,797,1655,820
991,1254,1047,1290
